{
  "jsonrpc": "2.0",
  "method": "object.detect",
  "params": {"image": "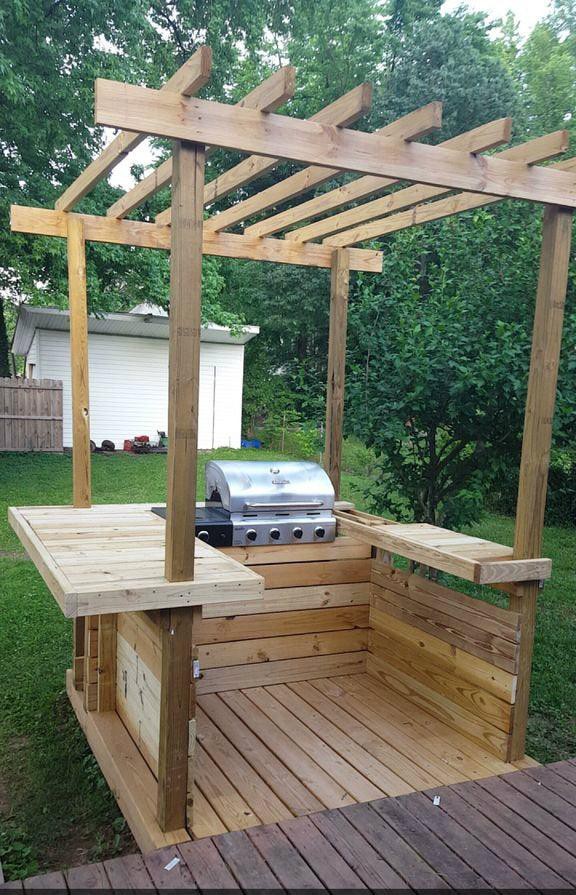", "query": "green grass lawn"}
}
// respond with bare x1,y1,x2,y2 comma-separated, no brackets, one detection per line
0,450,574,878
